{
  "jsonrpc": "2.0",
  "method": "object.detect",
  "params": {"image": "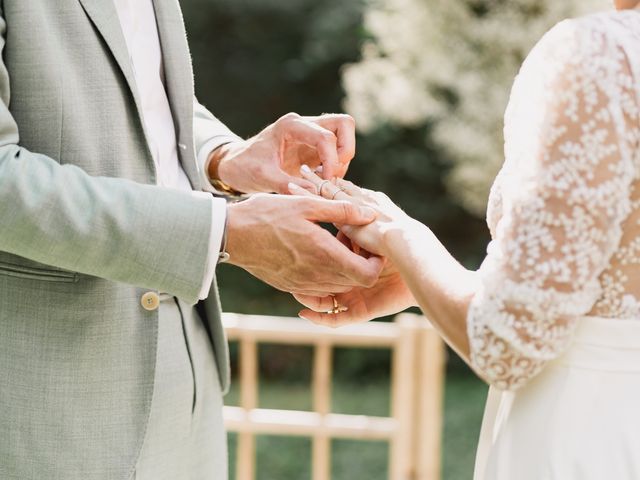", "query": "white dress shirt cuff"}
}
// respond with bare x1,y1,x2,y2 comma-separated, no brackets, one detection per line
191,191,227,300
197,135,243,194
